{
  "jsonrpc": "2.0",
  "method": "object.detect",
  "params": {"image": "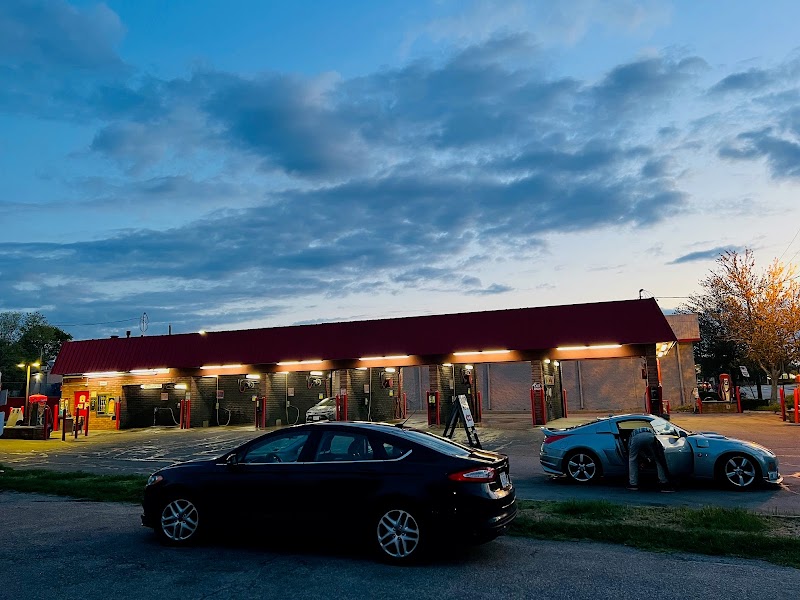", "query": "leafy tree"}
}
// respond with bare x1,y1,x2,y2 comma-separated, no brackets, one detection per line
0,311,72,390
685,249,800,401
